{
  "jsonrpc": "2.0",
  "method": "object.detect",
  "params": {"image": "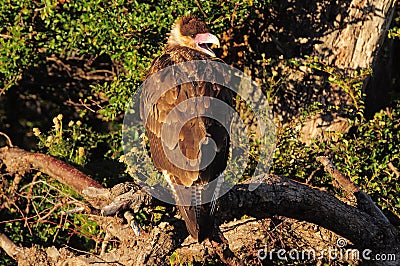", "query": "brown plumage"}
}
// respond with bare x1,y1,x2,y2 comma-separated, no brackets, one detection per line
141,16,233,242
